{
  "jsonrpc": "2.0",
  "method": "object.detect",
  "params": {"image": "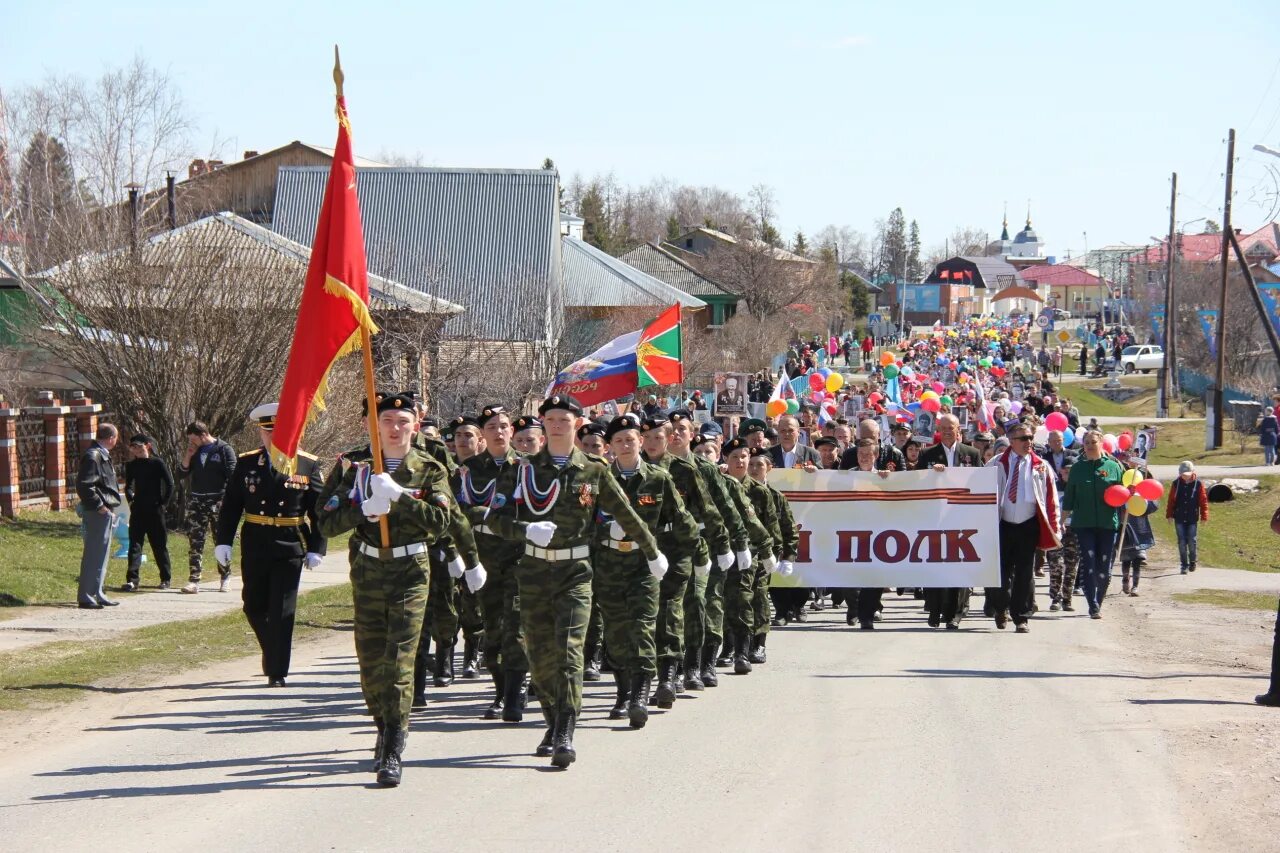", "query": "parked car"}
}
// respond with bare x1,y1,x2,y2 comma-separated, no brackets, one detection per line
1119,344,1164,374
1052,308,1072,320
